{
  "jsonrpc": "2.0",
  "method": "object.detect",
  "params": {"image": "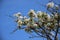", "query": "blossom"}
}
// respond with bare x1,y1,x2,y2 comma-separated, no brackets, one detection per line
47,2,54,8
54,13,58,19
23,18,30,25
37,11,43,15
37,11,43,18
24,18,30,22
33,23,39,28
49,23,54,29
14,12,24,20
33,24,38,27
14,12,21,17
28,9,36,17
37,11,47,19
19,16,23,19
17,20,23,26
47,23,51,26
